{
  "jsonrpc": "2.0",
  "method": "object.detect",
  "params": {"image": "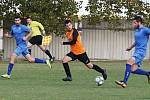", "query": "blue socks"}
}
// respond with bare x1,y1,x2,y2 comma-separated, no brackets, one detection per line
7,63,14,75
123,64,131,84
123,64,150,84
35,58,46,63
132,69,149,75
7,58,46,75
